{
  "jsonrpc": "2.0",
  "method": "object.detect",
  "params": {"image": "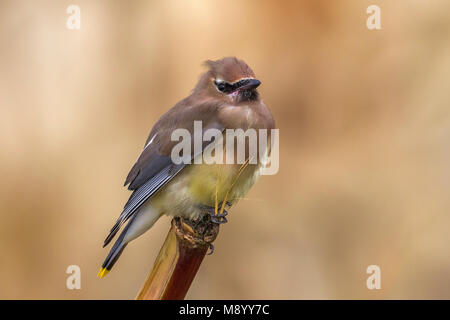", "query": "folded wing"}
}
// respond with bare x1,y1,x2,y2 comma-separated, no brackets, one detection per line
103,100,225,247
